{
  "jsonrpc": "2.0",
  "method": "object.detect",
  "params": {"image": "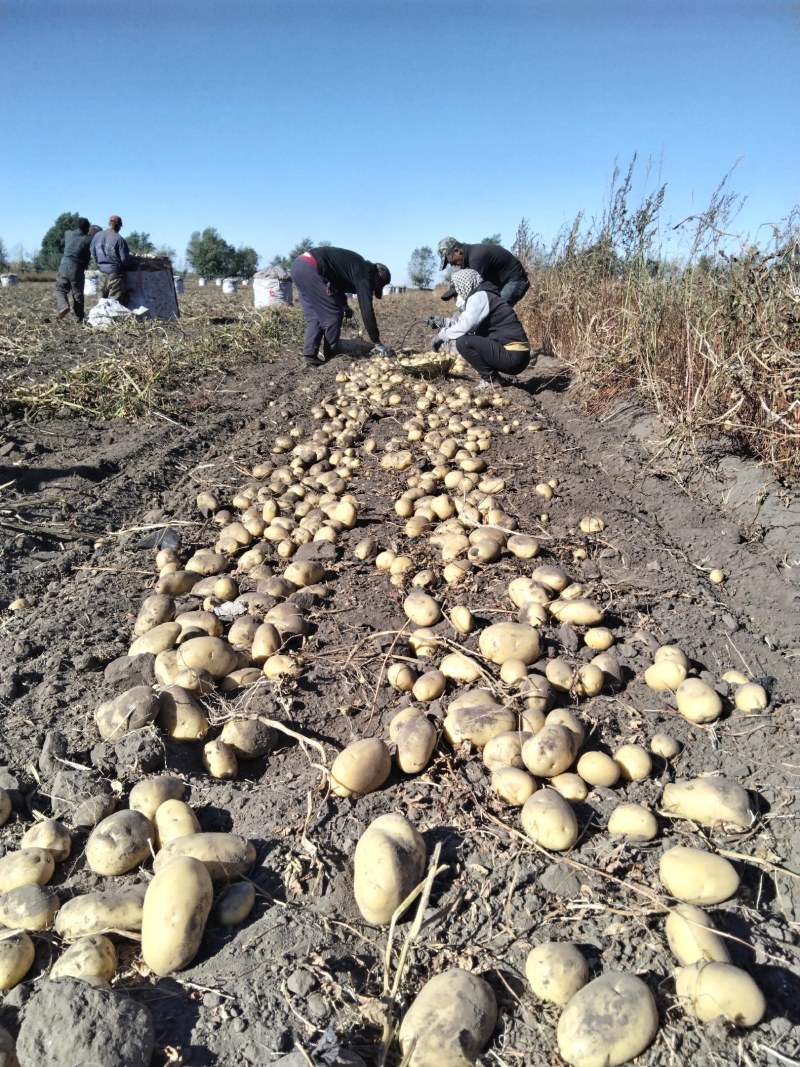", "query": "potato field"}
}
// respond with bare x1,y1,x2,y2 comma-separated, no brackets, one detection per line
0,281,798,1067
